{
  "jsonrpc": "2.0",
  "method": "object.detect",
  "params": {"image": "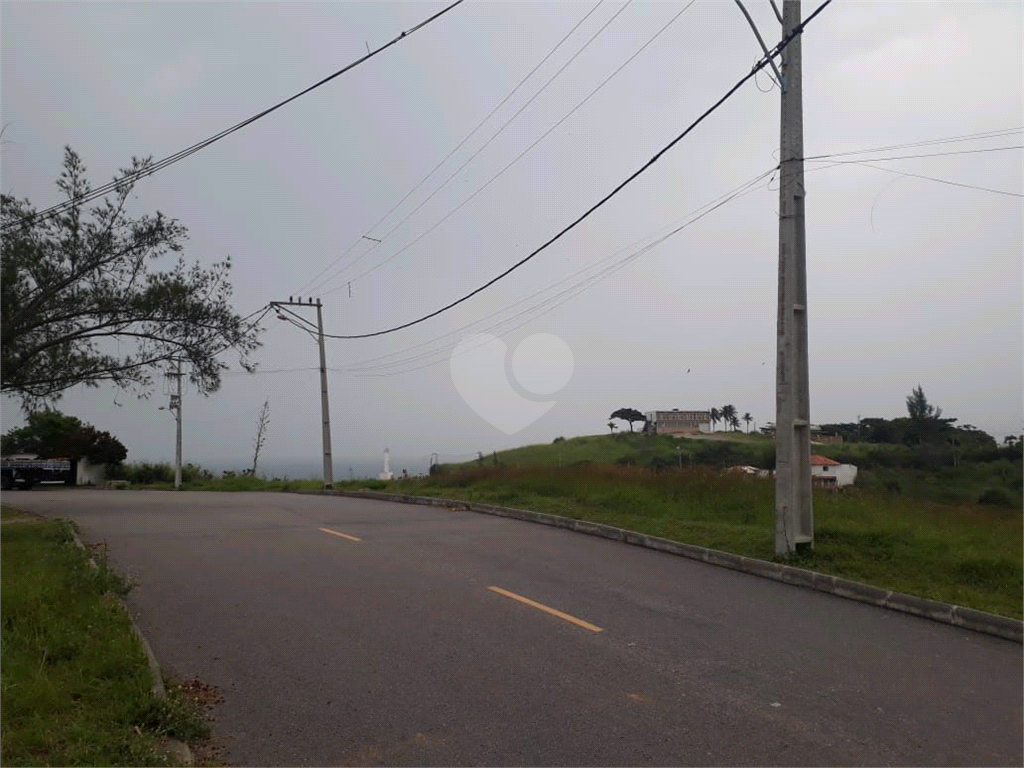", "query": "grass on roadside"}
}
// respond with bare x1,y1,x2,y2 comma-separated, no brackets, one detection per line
1,514,208,766
403,465,1023,620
